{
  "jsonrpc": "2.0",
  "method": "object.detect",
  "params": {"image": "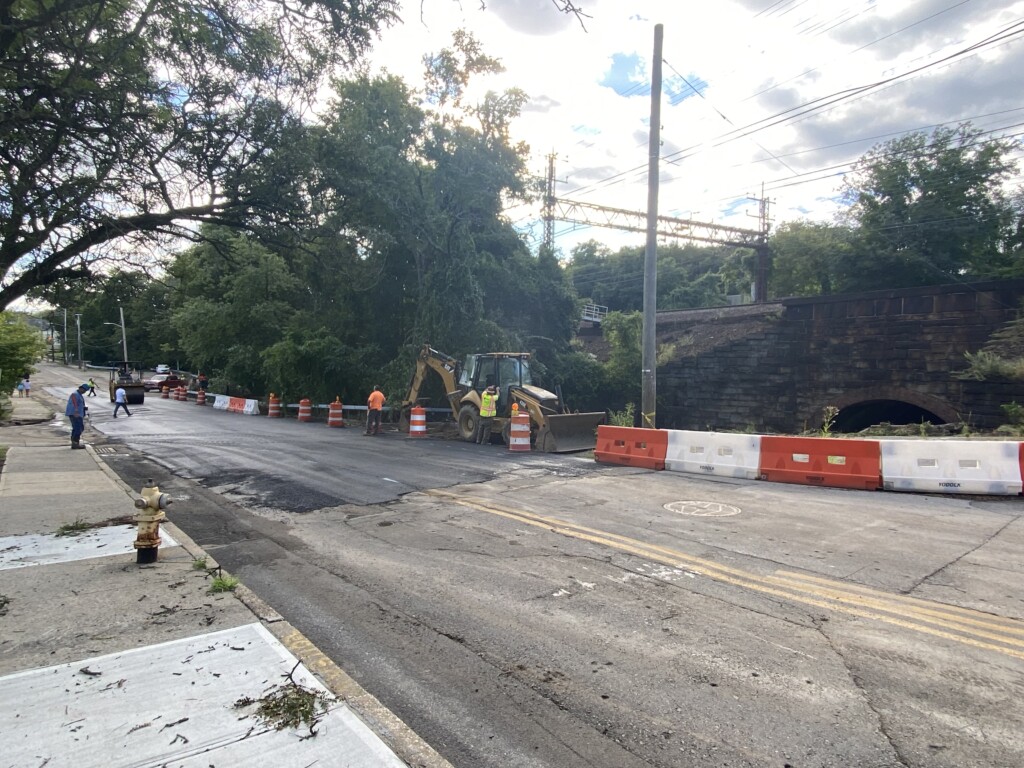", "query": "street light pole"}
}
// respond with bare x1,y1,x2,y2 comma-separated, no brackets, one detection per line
74,314,83,369
118,306,128,362
103,318,129,363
